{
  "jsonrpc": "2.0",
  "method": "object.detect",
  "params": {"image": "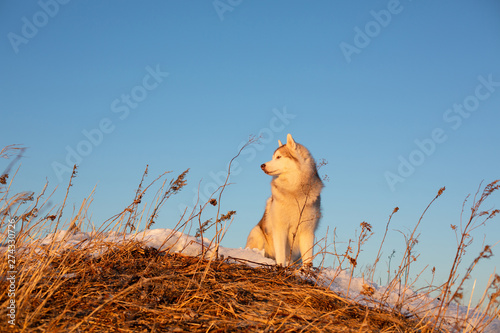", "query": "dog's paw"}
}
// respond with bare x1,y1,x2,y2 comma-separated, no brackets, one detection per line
301,262,313,270
299,262,319,279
